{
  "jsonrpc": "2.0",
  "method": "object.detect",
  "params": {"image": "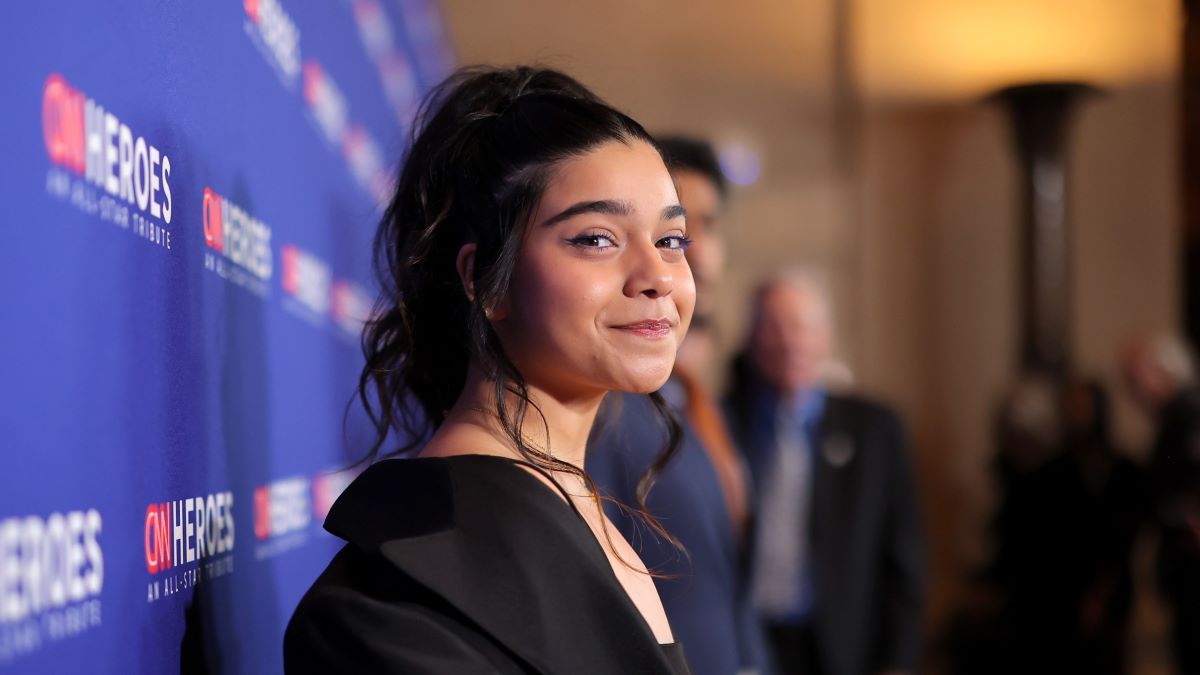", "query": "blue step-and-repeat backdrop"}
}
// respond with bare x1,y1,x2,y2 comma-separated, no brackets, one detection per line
0,2,453,672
